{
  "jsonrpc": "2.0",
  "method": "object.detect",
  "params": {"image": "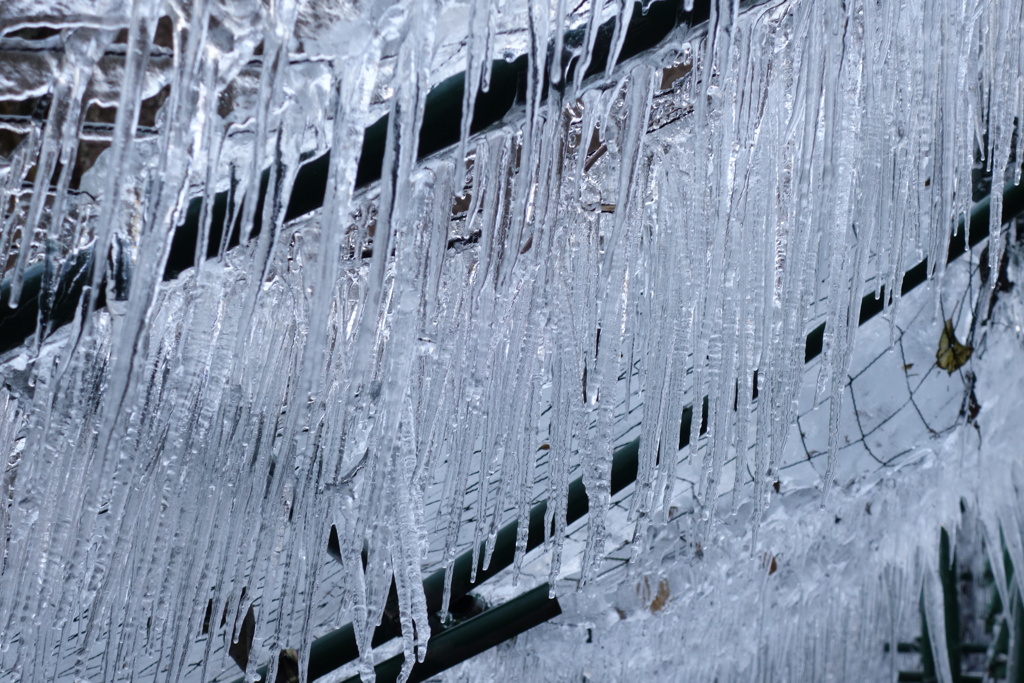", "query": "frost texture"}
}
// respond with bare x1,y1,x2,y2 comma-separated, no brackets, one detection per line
0,0,1022,681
